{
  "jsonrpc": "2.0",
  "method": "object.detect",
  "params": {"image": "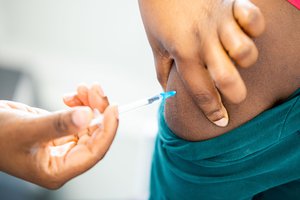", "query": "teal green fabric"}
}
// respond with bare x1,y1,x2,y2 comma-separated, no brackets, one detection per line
150,89,300,200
